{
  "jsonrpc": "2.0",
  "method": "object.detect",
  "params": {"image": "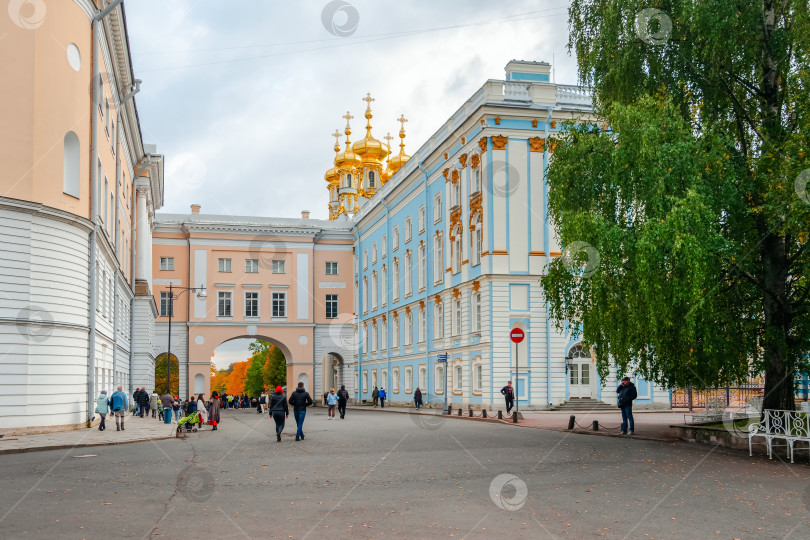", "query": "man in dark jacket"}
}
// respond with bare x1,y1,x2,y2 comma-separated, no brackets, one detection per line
336,385,349,419
288,382,314,441
372,386,379,407
616,376,638,435
136,388,150,417
268,386,289,441
500,381,515,414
